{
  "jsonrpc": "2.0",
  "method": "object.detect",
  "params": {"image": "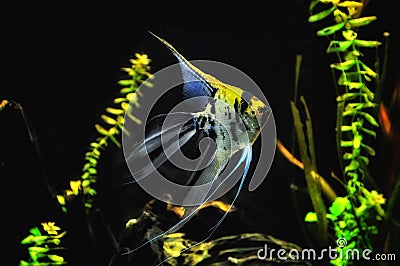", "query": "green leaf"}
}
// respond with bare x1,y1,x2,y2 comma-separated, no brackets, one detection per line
127,111,142,125
341,140,353,147
81,172,90,179
346,102,375,111
87,168,97,175
87,157,97,166
82,163,91,171
48,254,65,262
120,87,135,94
358,155,370,165
342,81,364,89
338,72,361,85
360,127,376,137
360,112,379,127
330,60,356,71
90,142,100,148
82,179,91,187
361,143,376,156
118,80,134,86
337,93,370,102
359,61,377,78
29,246,50,253
21,235,48,245
92,149,101,157
95,124,108,135
343,153,353,160
329,197,351,217
109,134,122,148
348,16,377,27
353,134,362,149
317,21,346,36
354,39,382,48
118,123,130,136
30,227,42,236
101,114,117,125
305,212,318,222
121,102,129,111
87,188,97,196
309,0,320,13
114,97,128,104
341,125,352,131
106,107,124,115
345,159,359,172
308,6,336,23
336,1,363,8
327,40,353,53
